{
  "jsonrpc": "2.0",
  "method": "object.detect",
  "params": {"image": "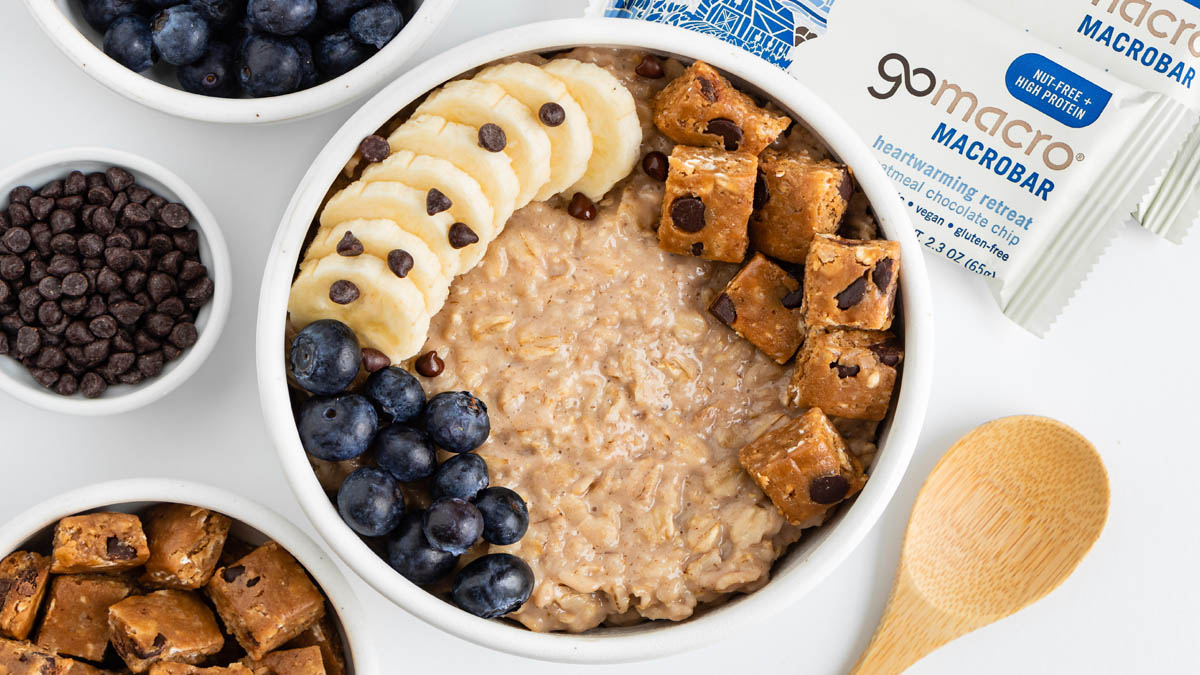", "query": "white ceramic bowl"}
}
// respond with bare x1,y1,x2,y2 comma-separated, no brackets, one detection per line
0,479,374,674
20,0,459,125
0,147,231,416
257,18,935,664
